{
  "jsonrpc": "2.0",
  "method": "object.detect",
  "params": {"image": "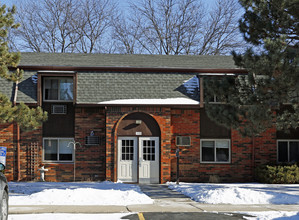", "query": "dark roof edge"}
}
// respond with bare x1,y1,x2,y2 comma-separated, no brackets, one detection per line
11,65,247,74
